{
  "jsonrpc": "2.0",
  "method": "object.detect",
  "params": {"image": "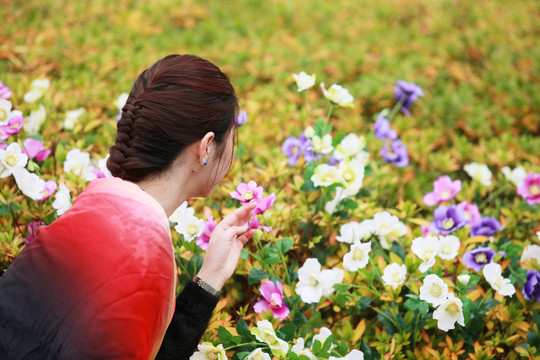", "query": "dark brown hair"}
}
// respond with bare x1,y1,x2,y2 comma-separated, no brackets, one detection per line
107,54,238,182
